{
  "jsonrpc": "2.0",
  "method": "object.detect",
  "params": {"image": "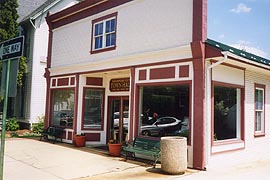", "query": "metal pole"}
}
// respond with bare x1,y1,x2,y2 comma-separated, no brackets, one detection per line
0,59,11,180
